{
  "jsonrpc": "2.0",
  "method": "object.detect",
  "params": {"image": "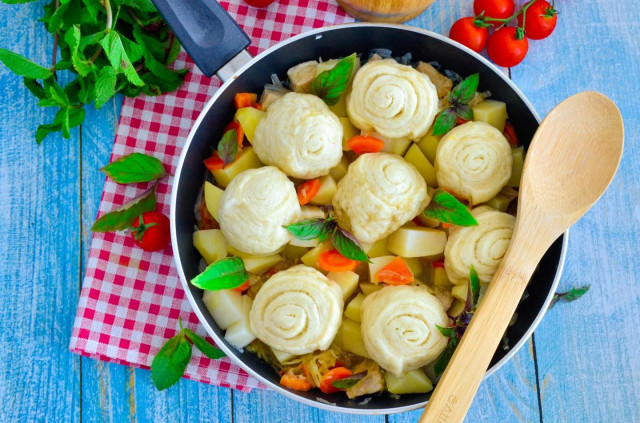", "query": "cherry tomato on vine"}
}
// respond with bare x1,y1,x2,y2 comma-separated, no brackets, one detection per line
130,211,171,252
242,0,276,7
487,27,529,67
473,0,515,20
517,0,558,40
449,17,489,53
